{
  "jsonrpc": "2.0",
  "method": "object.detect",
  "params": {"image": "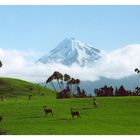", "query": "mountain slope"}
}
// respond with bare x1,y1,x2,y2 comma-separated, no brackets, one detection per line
37,37,102,67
